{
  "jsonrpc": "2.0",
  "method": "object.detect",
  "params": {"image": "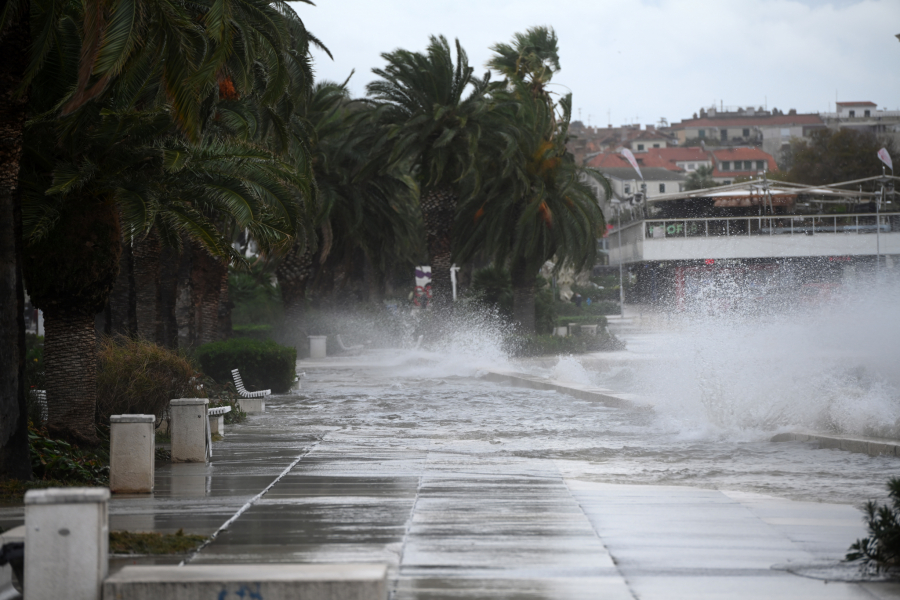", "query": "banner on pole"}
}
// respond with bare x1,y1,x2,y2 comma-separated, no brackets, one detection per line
878,148,893,172
620,148,643,181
